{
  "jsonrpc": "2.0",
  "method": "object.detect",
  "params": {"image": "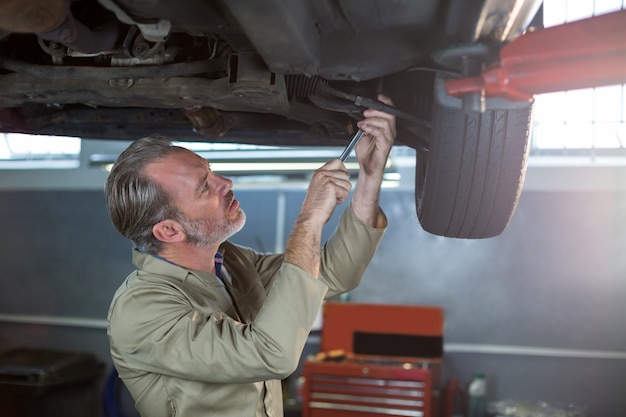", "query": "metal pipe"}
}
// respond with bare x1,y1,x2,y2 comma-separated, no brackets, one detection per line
444,343,626,360
0,56,227,79
0,313,106,329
